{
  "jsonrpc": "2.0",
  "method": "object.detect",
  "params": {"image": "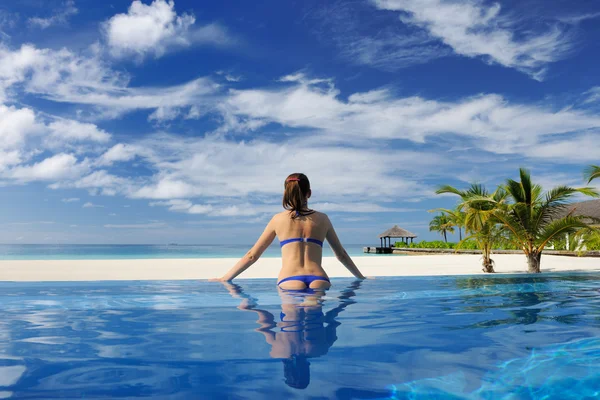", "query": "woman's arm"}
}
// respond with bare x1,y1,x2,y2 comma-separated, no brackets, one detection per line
325,216,366,280
220,282,276,344
213,217,277,282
